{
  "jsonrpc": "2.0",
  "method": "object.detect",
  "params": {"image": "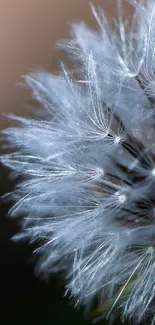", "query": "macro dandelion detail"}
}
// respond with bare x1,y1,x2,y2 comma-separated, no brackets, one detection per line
2,0,155,323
